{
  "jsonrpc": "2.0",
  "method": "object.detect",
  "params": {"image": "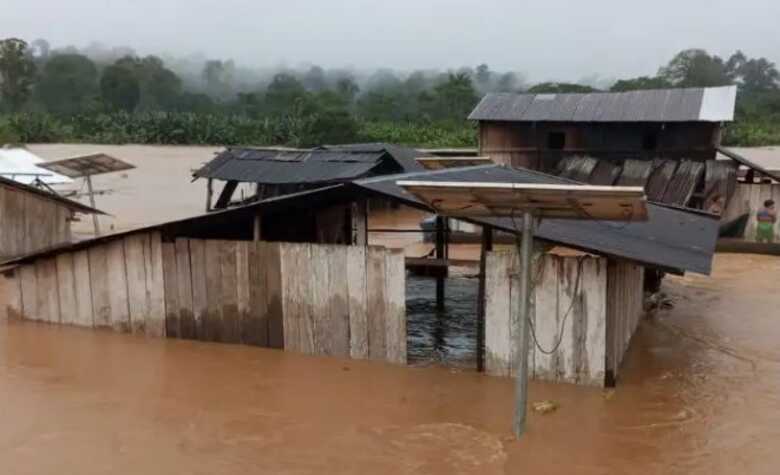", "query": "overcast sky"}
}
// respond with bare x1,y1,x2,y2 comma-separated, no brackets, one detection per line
2,0,779,82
